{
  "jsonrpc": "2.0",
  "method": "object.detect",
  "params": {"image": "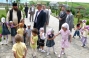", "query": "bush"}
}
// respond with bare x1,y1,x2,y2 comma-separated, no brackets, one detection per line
19,5,23,11
86,21,89,25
